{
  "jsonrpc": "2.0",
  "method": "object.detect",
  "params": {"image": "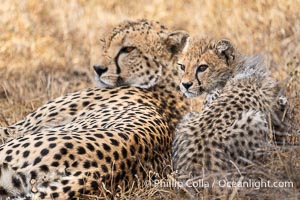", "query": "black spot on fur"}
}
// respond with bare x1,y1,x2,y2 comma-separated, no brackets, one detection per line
51,161,59,167
74,171,82,176
63,186,71,193
103,144,111,152
48,137,57,141
105,156,111,164
83,161,91,169
34,141,43,147
77,147,86,154
91,181,99,190
69,191,75,198
5,156,12,162
121,147,127,158
11,176,21,189
40,192,47,198
33,157,42,165
49,143,57,148
35,113,43,118
91,161,98,167
65,143,74,149
130,145,136,156
94,134,104,139
49,112,58,117
118,133,129,140
71,161,78,167
18,137,29,142
40,149,49,156
113,151,119,160
86,92,94,96
60,148,68,155
249,130,254,136
12,177,21,188
22,143,30,148
120,162,126,170
23,151,30,158
69,154,75,160
62,136,72,140
78,179,85,185
110,138,119,146
69,103,77,108
62,180,69,185
51,192,59,198
21,161,29,168
101,165,108,173
86,143,95,151
82,101,90,107
105,132,113,137
12,144,21,149
93,172,100,179
30,171,37,179
134,134,139,144
40,165,49,172
96,150,103,160
54,154,62,160
50,186,57,191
